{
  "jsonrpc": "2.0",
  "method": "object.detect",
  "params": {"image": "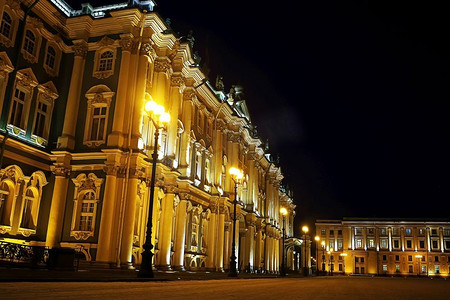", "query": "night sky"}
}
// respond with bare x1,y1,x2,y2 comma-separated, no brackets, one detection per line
67,1,450,235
